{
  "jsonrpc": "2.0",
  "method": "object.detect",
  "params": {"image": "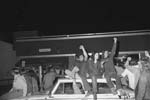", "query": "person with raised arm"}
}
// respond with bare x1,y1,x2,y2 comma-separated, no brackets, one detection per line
101,37,122,95
74,45,92,96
